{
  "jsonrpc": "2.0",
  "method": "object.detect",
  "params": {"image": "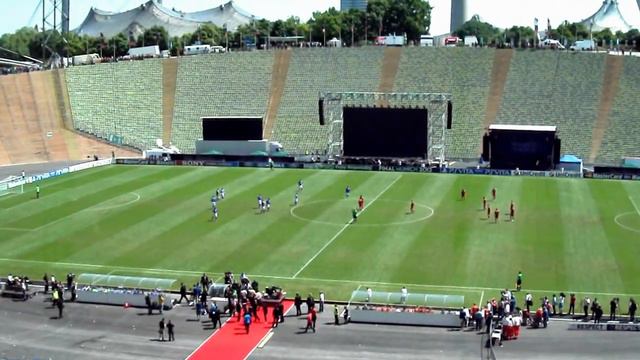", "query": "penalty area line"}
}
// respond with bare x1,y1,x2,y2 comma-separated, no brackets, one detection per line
629,196,640,216
291,175,402,279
